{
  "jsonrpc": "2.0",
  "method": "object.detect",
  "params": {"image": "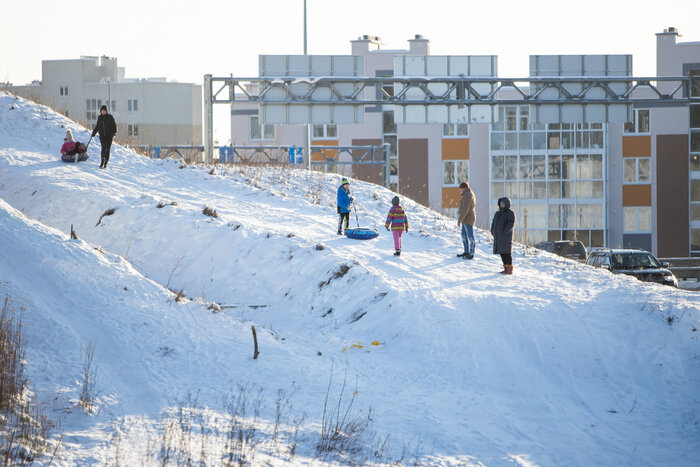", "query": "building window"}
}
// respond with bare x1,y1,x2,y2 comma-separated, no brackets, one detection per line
250,115,275,141
383,110,398,180
128,99,139,112
624,206,651,233
110,100,116,112
443,160,469,187
312,124,338,139
128,124,139,137
442,123,468,137
623,157,651,184
85,99,100,121
624,109,650,134
59,86,68,96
